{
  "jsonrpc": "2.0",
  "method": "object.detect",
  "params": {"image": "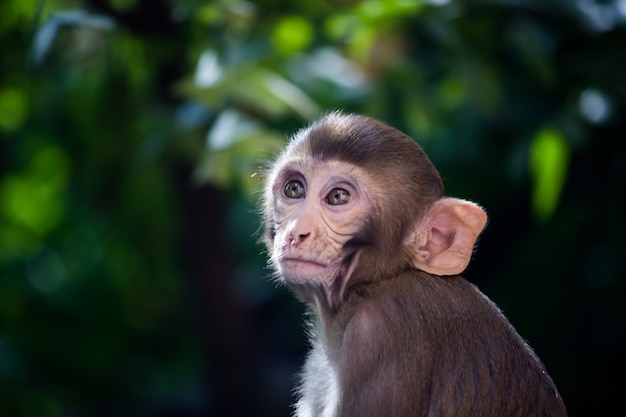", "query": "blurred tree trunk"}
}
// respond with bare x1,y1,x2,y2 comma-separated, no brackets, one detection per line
86,1,264,413
180,171,259,417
